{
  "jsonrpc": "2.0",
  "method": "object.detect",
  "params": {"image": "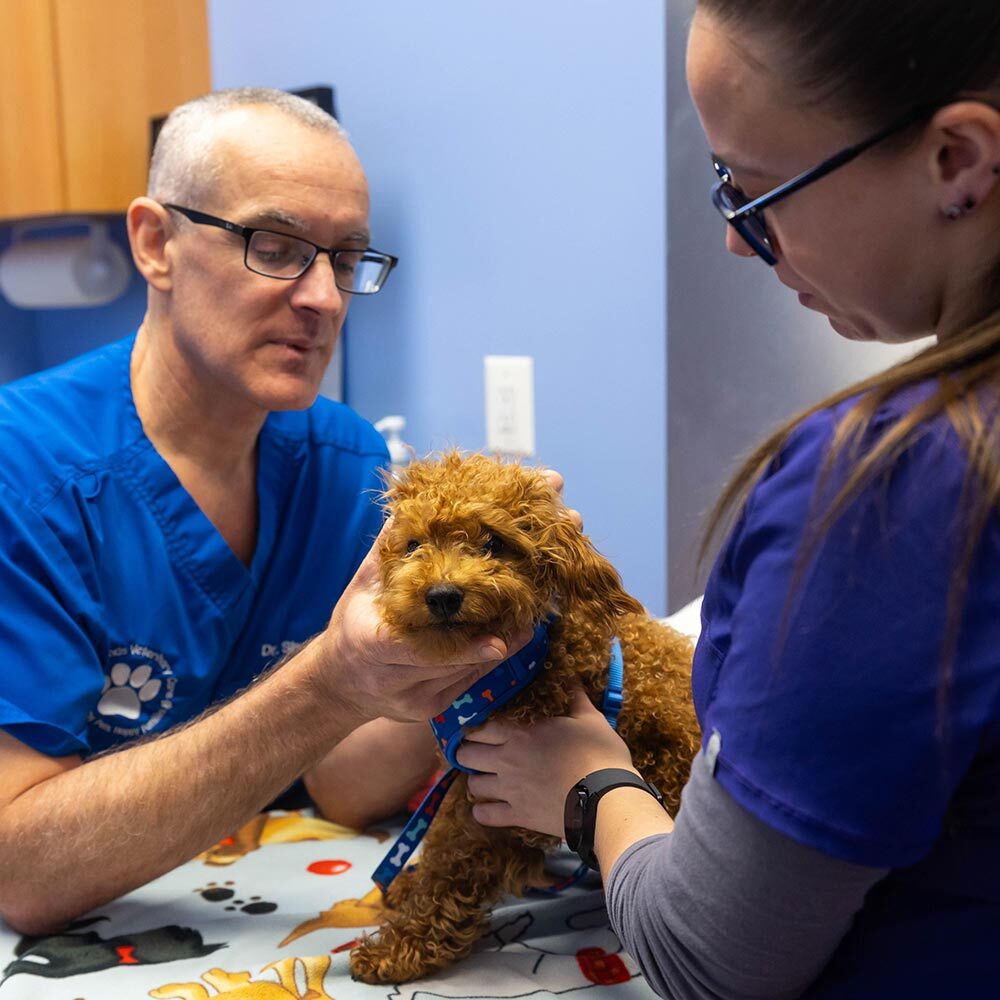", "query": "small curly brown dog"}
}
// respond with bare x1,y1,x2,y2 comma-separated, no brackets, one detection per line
350,453,699,984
